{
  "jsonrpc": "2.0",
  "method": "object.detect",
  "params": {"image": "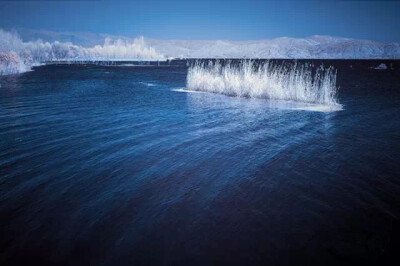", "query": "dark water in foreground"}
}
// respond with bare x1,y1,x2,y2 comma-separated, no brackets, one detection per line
0,62,399,265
